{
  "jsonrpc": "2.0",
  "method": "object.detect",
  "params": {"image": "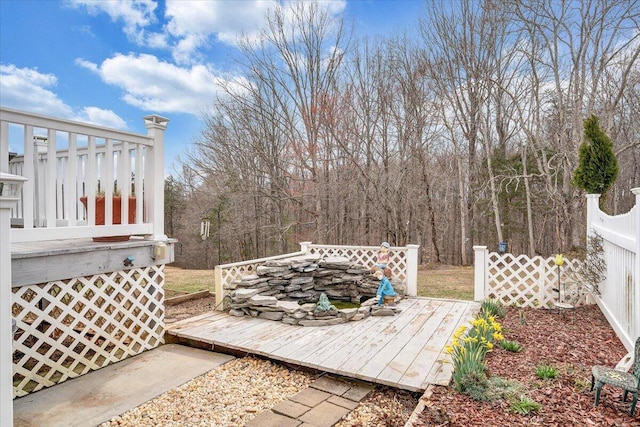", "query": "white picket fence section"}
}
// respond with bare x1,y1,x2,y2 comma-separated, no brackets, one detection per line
11,265,165,397
586,189,639,353
473,248,584,309
214,242,420,310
